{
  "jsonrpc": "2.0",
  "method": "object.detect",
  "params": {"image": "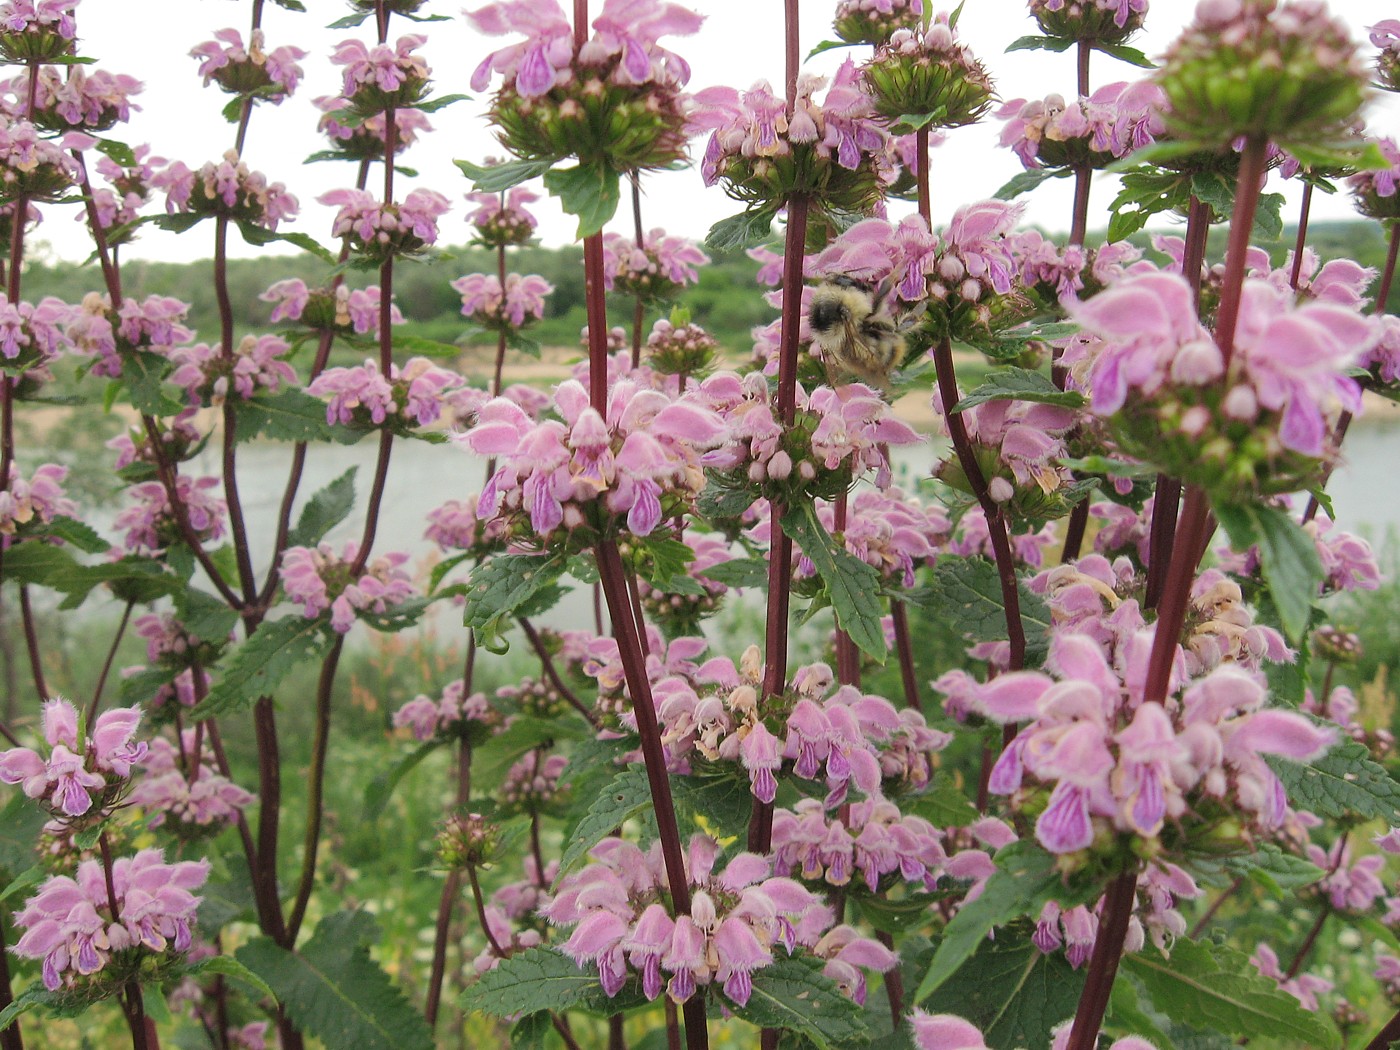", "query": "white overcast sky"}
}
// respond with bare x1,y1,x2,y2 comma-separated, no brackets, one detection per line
39,0,1400,265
